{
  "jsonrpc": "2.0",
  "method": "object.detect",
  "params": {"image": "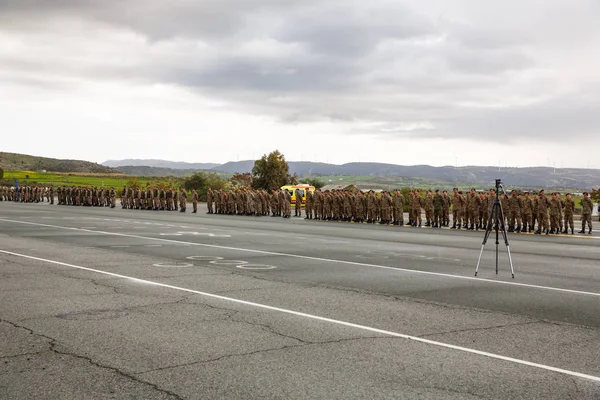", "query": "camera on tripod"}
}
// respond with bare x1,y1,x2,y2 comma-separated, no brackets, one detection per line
475,178,515,278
